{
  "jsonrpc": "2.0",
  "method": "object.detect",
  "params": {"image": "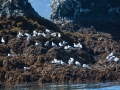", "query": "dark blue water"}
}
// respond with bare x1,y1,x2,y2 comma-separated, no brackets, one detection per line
1,82,120,90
